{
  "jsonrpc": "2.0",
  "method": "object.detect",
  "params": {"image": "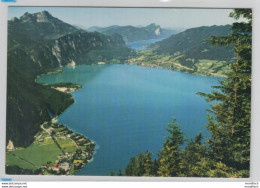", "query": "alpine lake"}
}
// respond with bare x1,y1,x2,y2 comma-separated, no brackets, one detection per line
36,40,221,176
